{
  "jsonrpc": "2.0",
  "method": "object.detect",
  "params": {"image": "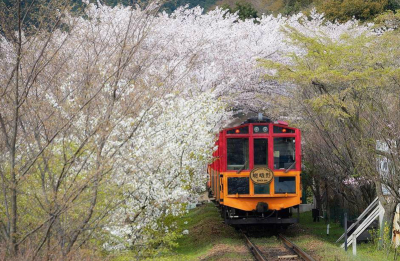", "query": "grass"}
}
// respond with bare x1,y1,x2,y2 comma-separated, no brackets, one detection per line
156,203,253,260
284,211,399,261
149,204,398,260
